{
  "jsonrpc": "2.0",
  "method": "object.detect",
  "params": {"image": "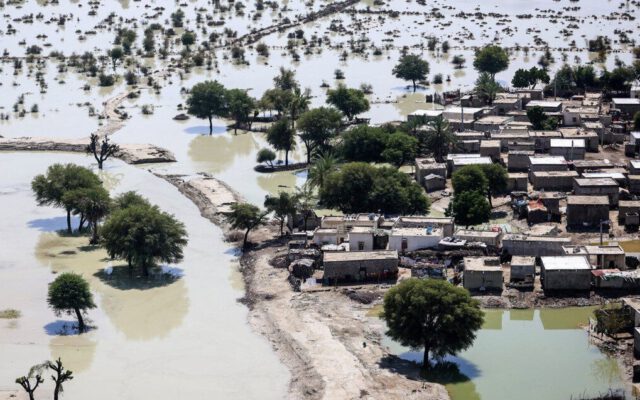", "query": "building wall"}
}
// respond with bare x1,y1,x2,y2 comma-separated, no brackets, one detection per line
323,258,398,280
566,204,609,226
549,146,586,160
573,186,619,206
542,269,591,290
313,233,338,246
463,270,503,291
502,238,569,257
388,234,441,252
511,264,535,281
348,232,374,251
531,172,577,191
